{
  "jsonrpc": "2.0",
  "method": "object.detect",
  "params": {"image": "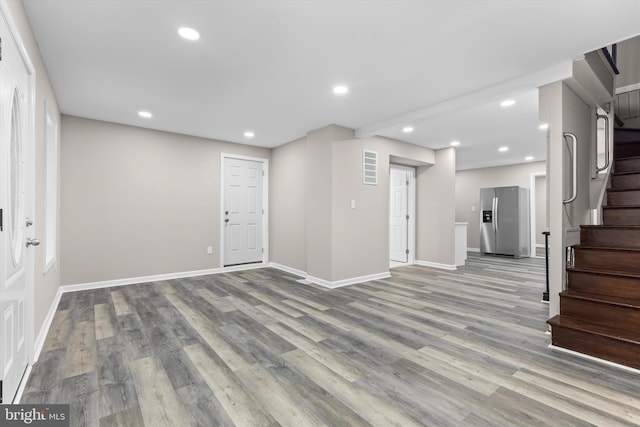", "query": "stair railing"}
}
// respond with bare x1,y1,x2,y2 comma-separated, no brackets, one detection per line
542,231,550,302
563,132,578,204
595,114,610,174
600,44,619,75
